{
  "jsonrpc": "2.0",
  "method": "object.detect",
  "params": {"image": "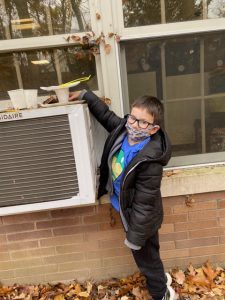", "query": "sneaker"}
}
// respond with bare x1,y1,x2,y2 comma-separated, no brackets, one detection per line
162,273,176,300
